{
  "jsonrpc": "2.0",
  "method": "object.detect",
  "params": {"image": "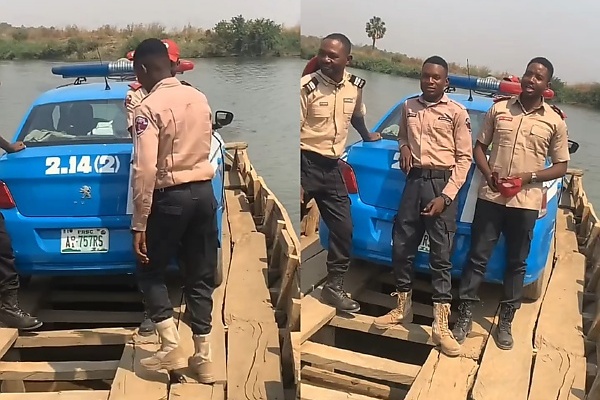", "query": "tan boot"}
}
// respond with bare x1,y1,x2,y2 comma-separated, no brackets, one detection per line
373,291,413,329
140,317,187,371
189,334,216,384
432,303,460,357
